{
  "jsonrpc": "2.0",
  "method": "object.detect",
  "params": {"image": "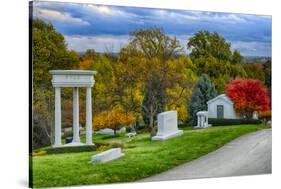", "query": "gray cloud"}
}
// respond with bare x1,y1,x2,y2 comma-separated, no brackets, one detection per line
33,1,272,57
